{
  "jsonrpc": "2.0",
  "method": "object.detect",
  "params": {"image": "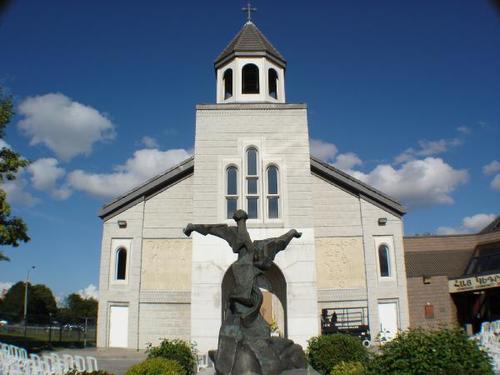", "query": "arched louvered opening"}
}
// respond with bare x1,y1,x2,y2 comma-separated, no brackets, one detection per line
242,64,260,94
223,69,233,99
268,68,278,99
